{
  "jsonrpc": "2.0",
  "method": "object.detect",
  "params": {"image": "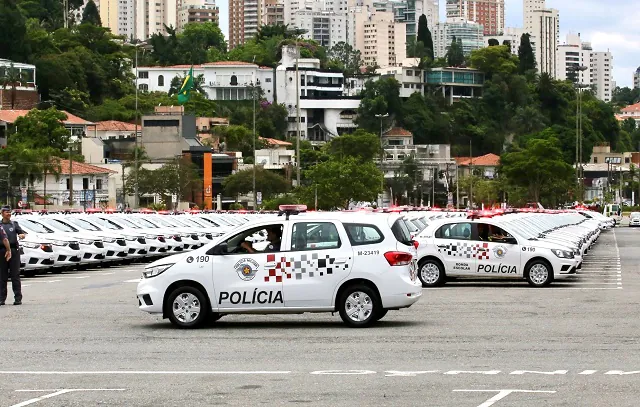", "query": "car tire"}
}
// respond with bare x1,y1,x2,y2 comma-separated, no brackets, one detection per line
374,309,388,321
166,286,209,329
525,260,553,287
418,259,446,287
338,284,380,328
